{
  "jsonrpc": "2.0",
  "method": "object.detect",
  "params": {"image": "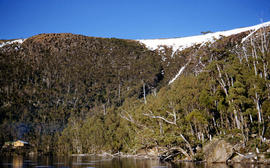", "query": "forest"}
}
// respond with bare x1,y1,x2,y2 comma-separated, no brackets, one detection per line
0,27,270,161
